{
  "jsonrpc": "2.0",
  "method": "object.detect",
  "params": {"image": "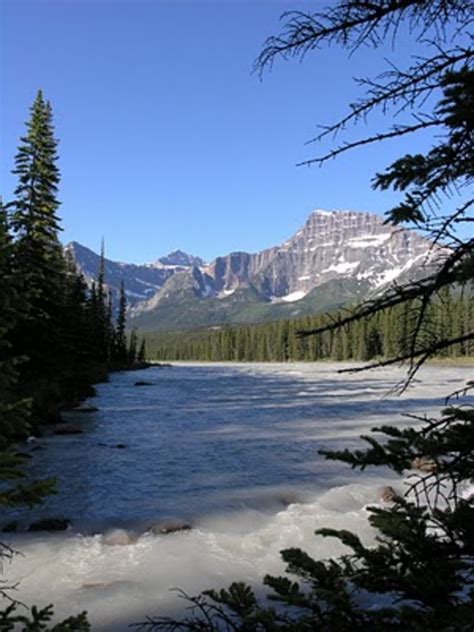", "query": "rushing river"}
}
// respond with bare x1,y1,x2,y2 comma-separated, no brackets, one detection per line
2,362,473,630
